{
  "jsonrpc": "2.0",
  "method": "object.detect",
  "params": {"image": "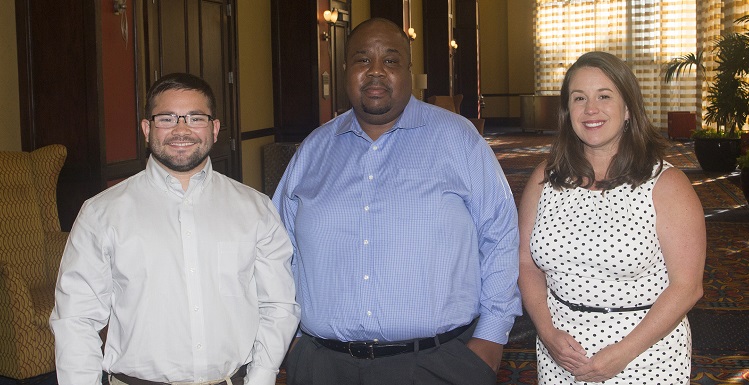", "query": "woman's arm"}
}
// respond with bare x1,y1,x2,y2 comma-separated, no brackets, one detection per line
518,162,590,373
